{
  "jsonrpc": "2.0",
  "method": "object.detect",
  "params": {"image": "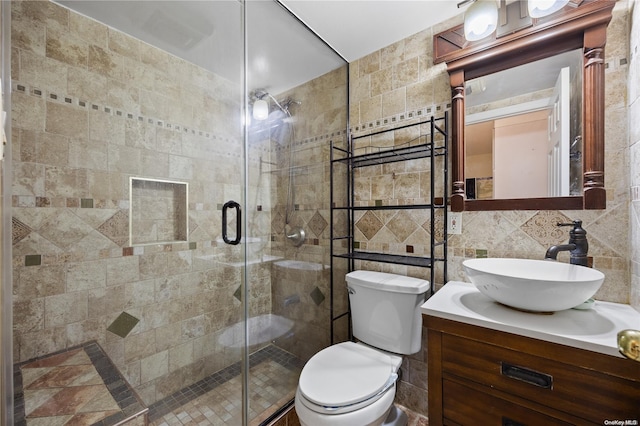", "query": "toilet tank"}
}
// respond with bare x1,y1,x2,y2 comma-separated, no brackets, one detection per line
345,270,430,355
